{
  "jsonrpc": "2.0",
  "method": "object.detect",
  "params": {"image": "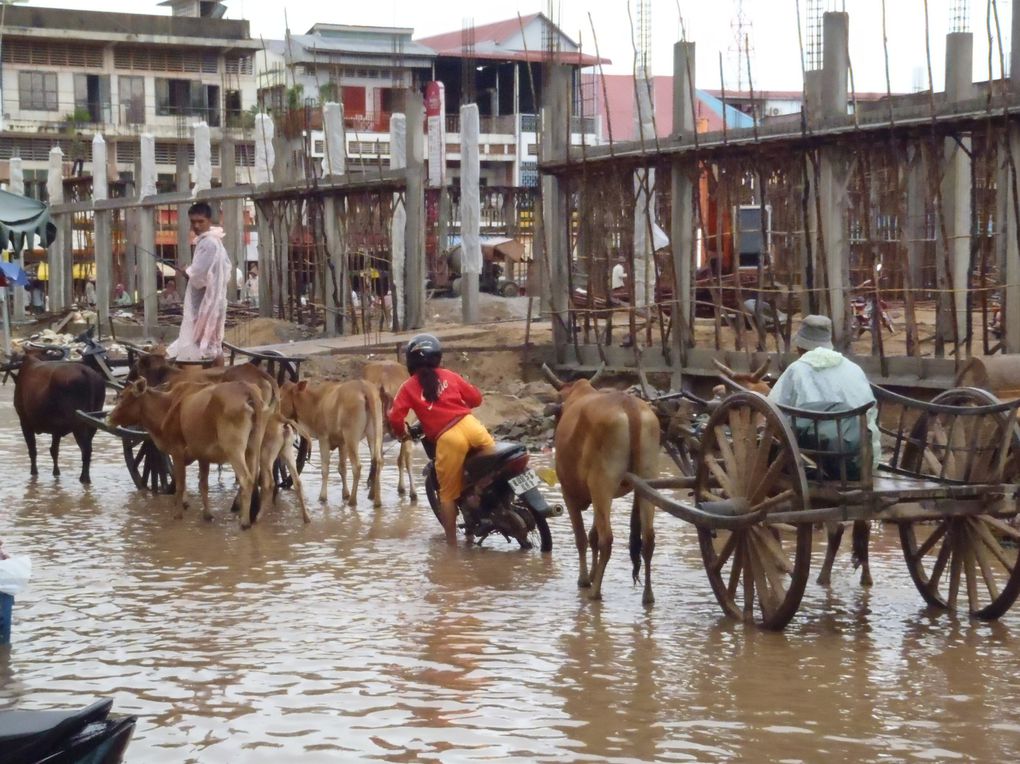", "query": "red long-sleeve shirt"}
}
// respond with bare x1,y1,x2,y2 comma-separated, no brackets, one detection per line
387,368,484,440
